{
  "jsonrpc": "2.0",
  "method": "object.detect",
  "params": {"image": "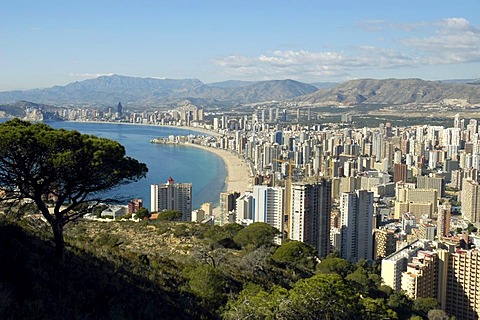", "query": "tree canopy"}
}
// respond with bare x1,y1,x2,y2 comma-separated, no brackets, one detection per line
0,119,148,259
233,222,279,249
273,240,317,271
